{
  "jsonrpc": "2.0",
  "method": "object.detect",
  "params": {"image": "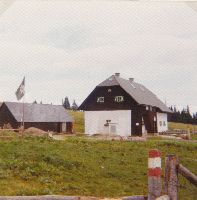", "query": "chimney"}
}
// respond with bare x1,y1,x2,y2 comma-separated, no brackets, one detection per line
115,73,120,77
129,78,134,82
